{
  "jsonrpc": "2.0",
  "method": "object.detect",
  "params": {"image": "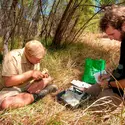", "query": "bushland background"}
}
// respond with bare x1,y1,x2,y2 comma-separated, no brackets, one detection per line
0,0,125,125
